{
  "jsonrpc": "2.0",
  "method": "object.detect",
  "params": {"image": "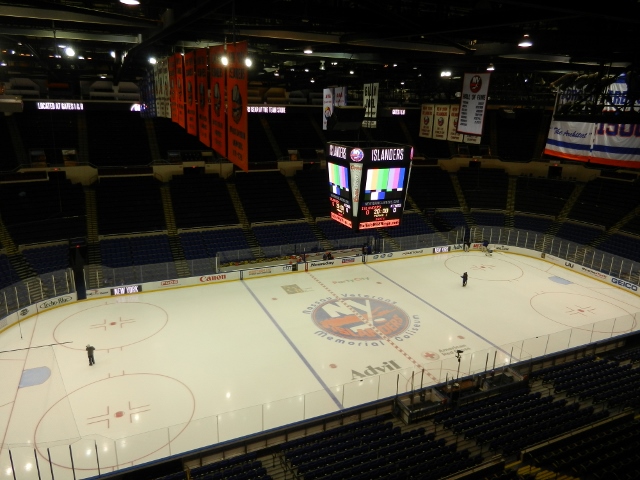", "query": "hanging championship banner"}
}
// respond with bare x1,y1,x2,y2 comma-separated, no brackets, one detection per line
323,88,334,131
226,41,249,171
458,72,490,136
209,45,226,158
140,69,156,119
184,51,198,136
334,86,347,106
168,55,178,124
447,104,463,142
419,104,434,138
174,53,186,128
362,82,378,128
158,57,171,118
433,104,450,140
195,48,210,147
